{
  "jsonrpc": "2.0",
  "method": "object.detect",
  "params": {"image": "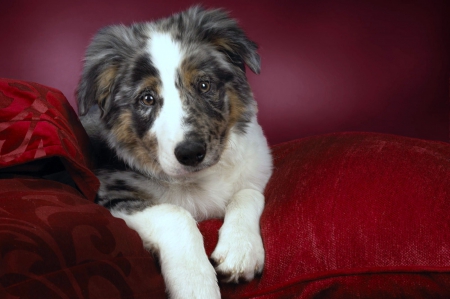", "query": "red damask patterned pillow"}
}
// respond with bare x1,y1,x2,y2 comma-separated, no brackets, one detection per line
0,78,99,200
